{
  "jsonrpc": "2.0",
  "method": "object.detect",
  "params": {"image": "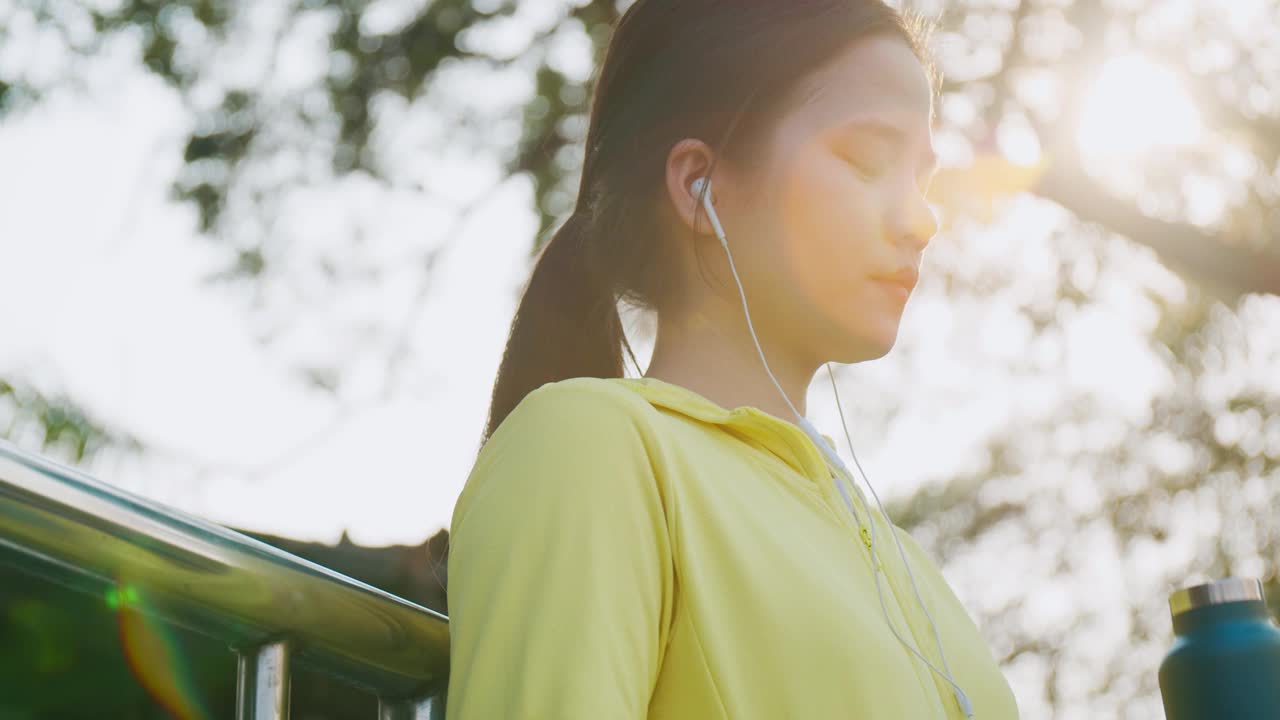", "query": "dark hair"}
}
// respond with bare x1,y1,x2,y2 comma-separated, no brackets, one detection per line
482,0,934,443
